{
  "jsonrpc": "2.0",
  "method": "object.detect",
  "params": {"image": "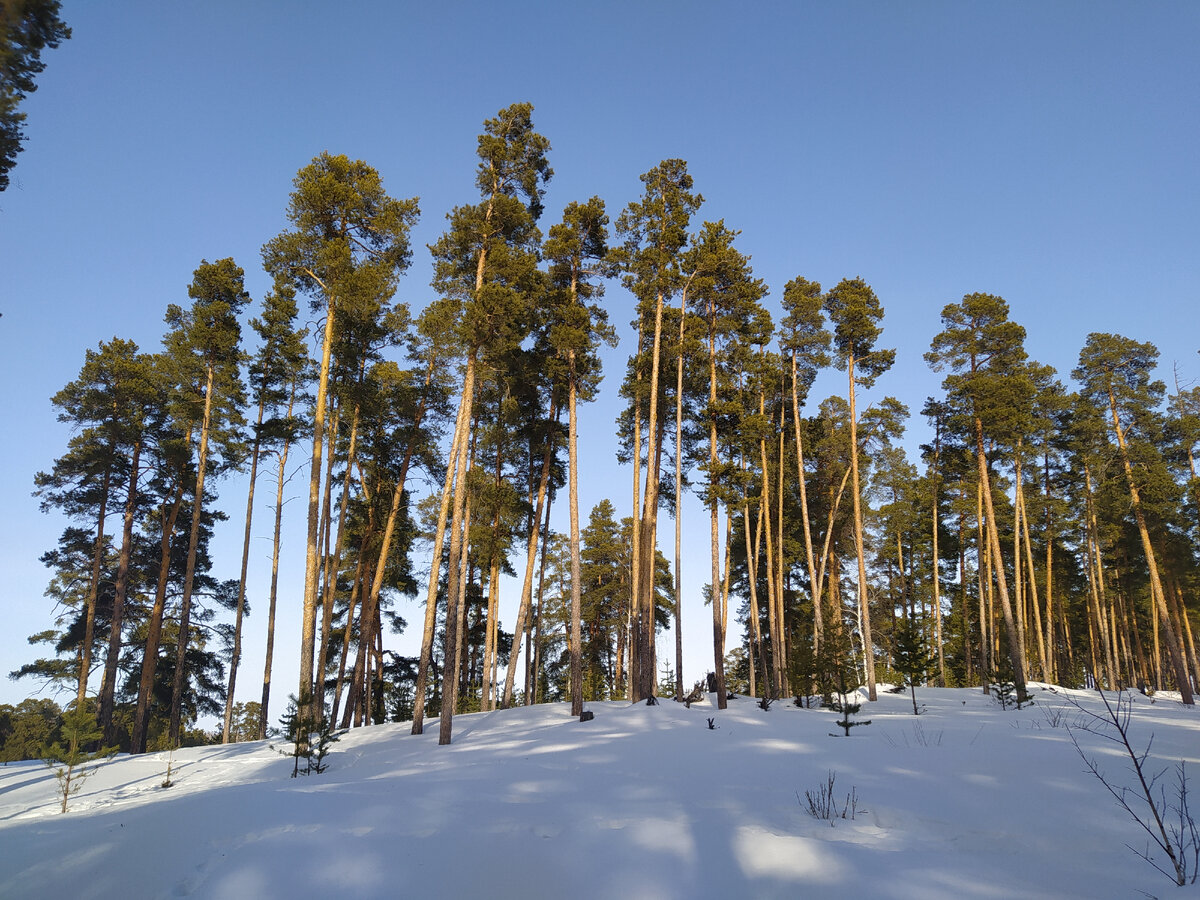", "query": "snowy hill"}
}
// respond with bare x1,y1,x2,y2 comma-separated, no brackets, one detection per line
2,686,1198,899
